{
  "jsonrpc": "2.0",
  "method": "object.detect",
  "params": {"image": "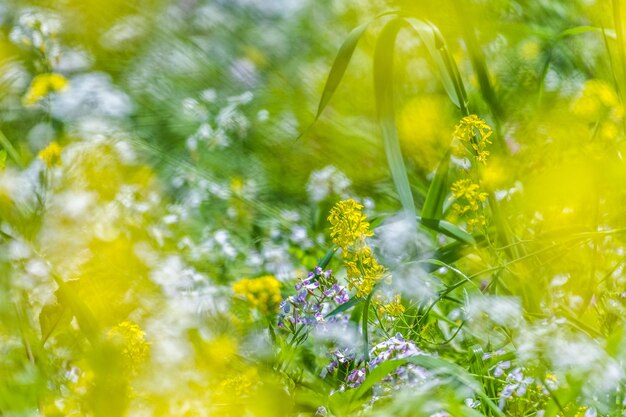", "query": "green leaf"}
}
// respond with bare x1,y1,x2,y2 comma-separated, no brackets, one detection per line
318,246,337,269
405,18,462,109
373,18,417,222
434,220,476,244
362,292,373,361
418,216,475,244
557,25,616,40
0,129,22,168
51,274,101,343
39,297,69,345
351,356,505,417
0,149,6,170
314,22,370,120
421,152,450,220
325,296,361,318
